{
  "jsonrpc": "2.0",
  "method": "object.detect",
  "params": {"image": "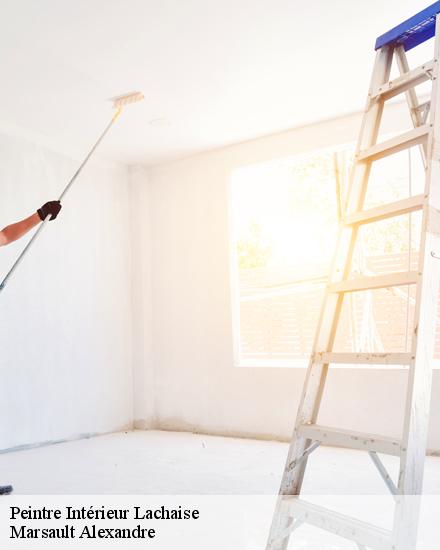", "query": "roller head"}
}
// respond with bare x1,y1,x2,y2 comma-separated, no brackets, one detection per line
109,91,144,110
